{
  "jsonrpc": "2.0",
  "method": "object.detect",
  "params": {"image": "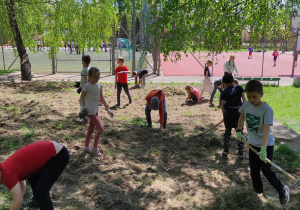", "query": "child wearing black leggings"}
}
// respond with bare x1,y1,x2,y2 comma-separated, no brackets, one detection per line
0,141,69,209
